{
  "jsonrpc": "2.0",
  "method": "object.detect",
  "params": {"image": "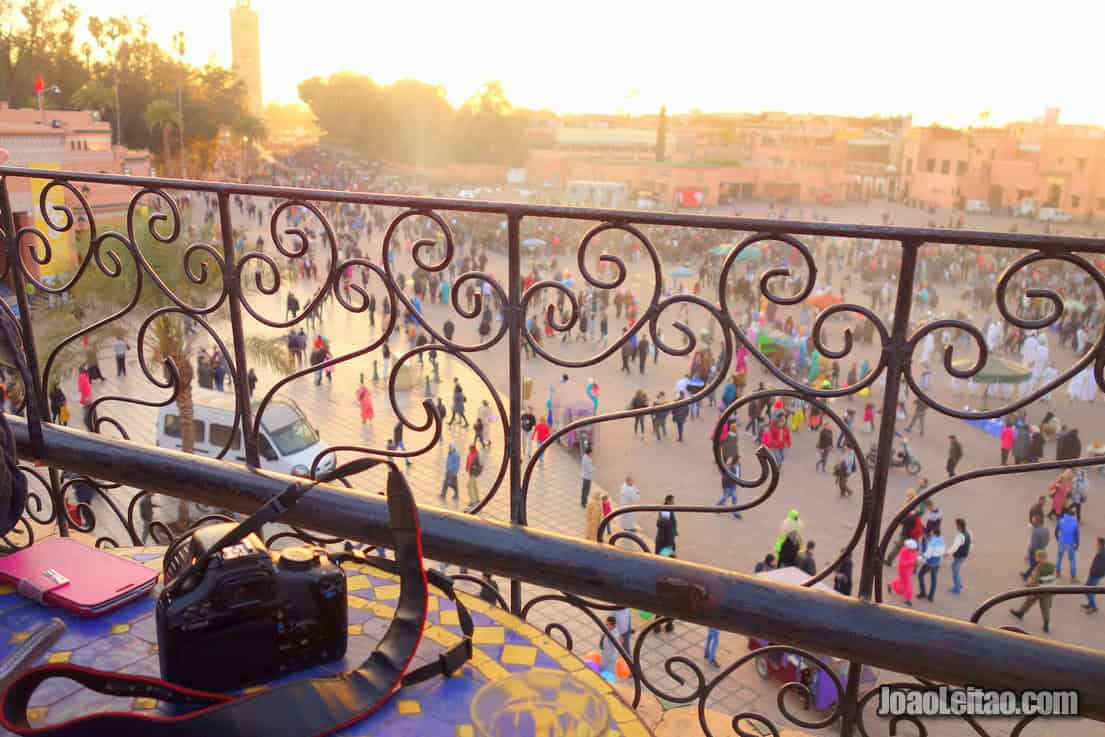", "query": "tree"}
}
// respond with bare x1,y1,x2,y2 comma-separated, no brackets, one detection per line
451,81,528,165
656,106,668,162
69,80,113,118
144,99,178,170
37,221,292,526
